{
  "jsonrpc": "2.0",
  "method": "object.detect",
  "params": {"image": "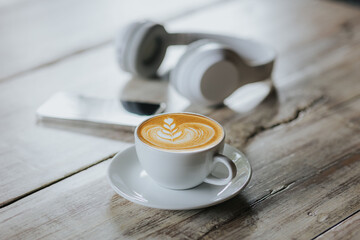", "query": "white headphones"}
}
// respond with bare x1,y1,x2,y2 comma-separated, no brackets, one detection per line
116,20,276,106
